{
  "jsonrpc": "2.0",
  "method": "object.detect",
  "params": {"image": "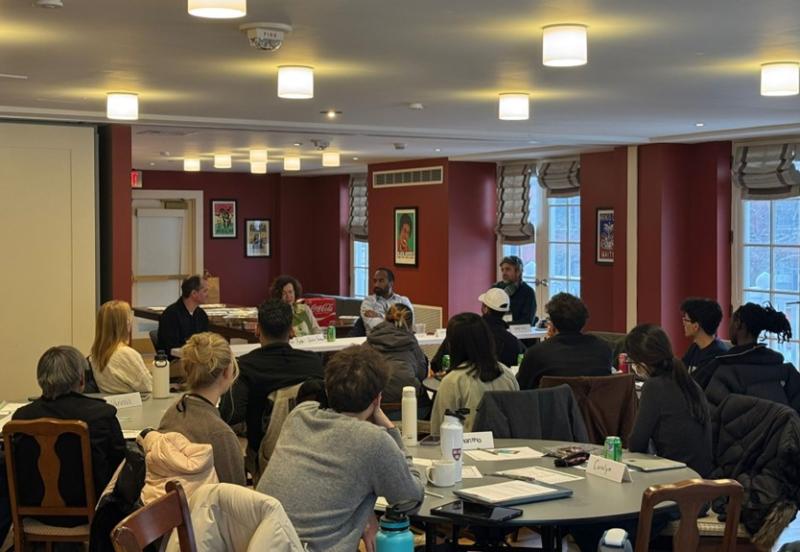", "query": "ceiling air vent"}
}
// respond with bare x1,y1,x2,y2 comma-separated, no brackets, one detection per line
372,166,444,188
